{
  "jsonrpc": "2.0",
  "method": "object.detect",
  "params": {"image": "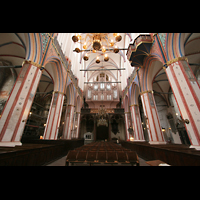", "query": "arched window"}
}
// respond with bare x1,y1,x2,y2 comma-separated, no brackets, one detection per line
88,89,91,99
113,89,117,99
94,83,98,90
100,83,105,90
106,75,109,81
107,95,111,100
